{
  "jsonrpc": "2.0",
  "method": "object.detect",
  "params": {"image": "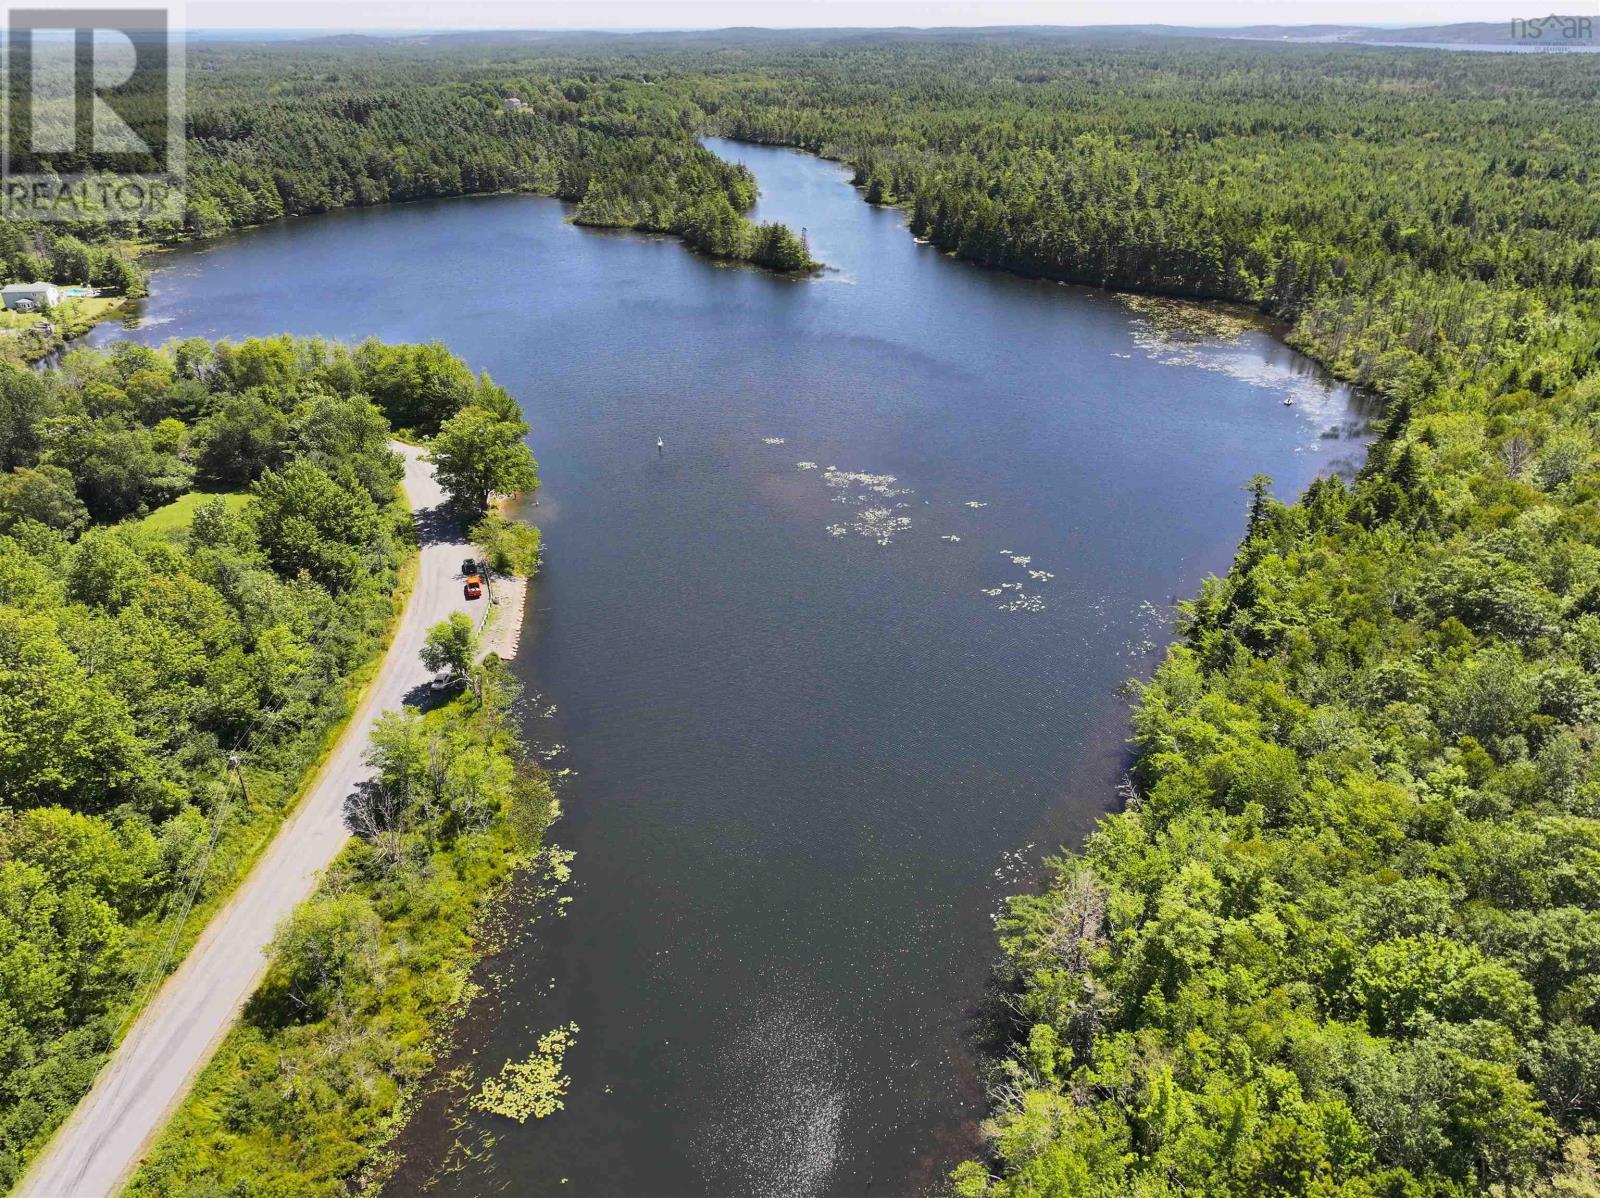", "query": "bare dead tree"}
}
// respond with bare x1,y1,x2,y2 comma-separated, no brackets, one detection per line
343,780,406,870
1501,433,1533,480
1027,868,1106,978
